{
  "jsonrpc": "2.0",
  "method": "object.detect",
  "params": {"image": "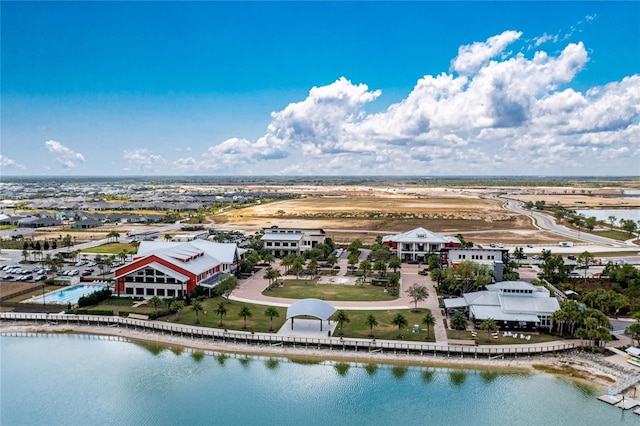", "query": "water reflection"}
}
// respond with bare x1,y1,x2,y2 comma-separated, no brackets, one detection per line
421,369,435,382
391,366,408,380
265,357,280,370
238,356,251,367
191,351,205,362
216,353,228,366
479,370,498,384
364,364,378,376
334,362,350,376
449,370,467,386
